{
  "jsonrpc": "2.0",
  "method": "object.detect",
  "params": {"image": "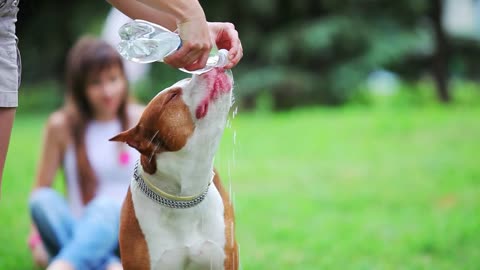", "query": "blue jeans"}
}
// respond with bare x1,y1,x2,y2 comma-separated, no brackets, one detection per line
29,188,121,270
